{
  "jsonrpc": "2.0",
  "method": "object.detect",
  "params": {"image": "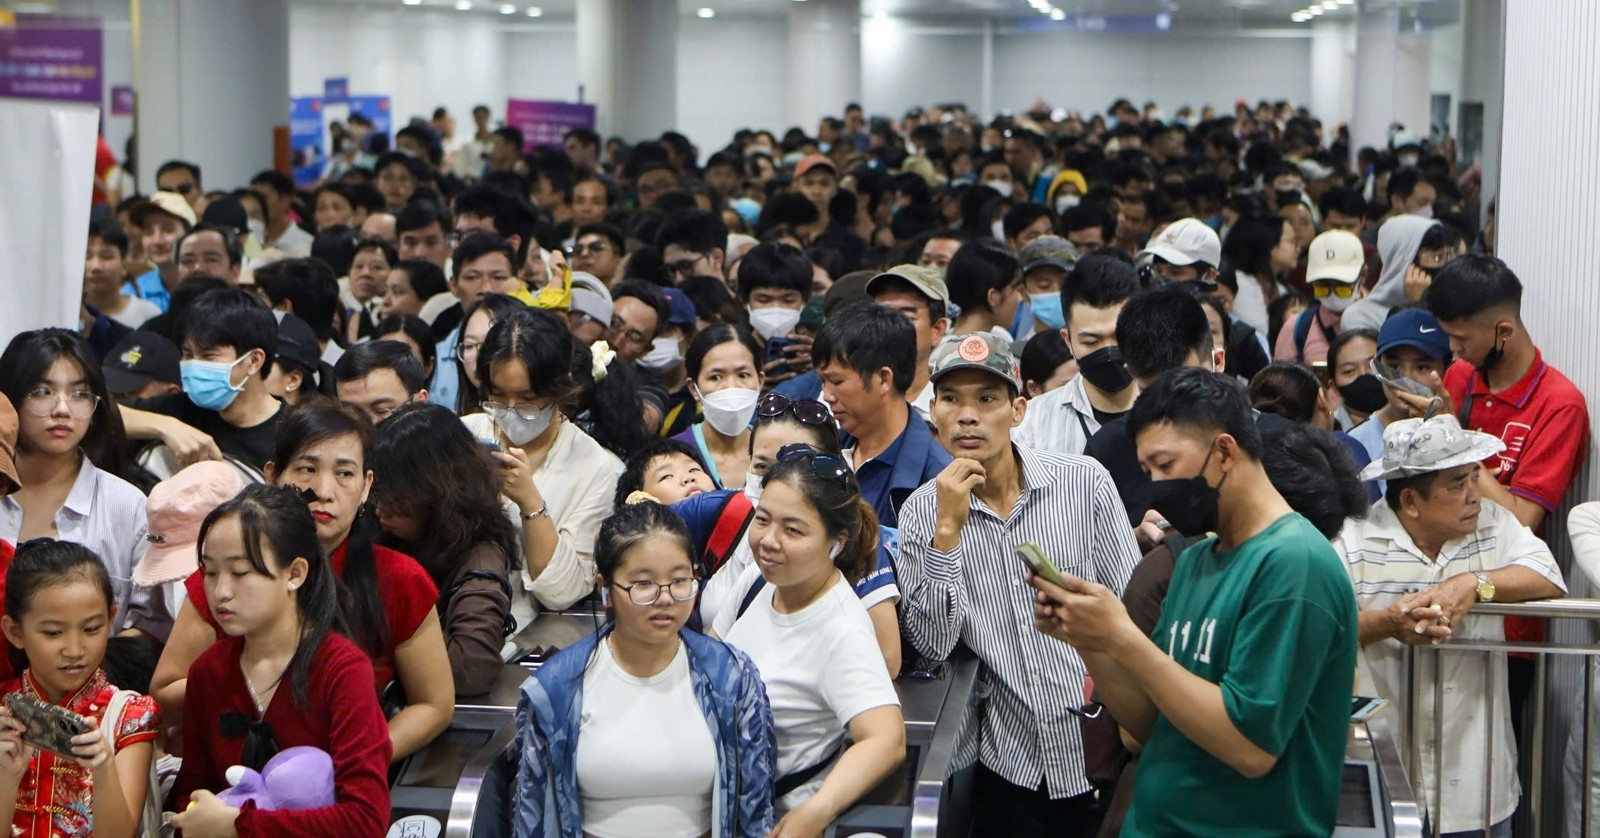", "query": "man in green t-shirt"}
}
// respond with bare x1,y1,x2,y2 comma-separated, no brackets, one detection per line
1030,367,1358,837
